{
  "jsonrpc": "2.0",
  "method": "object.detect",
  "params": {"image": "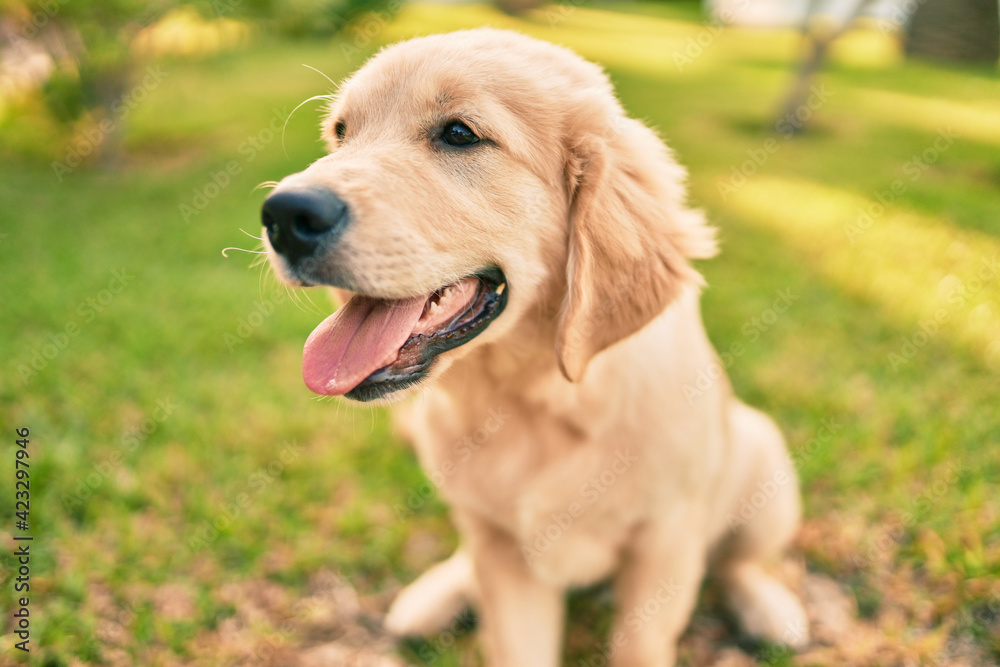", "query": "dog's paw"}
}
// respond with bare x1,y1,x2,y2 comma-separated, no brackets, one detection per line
725,563,811,649
384,551,474,637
